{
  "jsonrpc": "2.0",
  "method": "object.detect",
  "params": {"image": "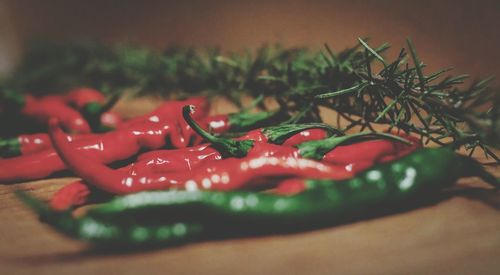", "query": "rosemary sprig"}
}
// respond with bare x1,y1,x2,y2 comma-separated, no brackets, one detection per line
1,39,497,161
